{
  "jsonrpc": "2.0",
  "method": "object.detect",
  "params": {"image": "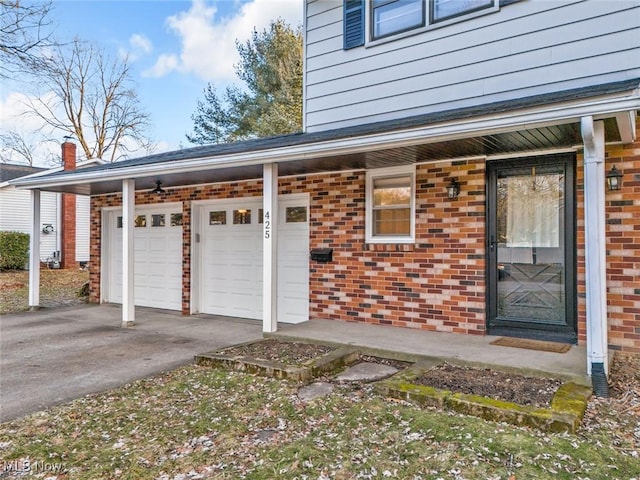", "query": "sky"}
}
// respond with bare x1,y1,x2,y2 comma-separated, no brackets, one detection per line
0,0,302,166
